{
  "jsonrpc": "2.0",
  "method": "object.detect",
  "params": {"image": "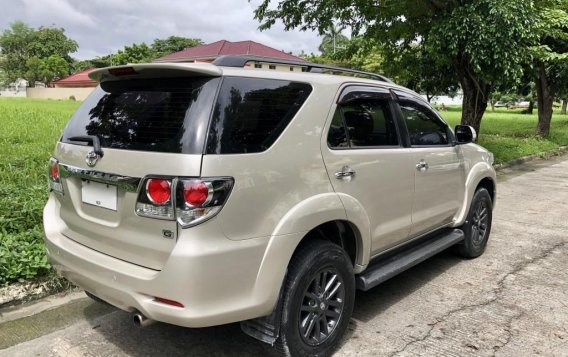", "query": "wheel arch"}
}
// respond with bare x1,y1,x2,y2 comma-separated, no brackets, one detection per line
250,193,370,318
453,162,496,226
